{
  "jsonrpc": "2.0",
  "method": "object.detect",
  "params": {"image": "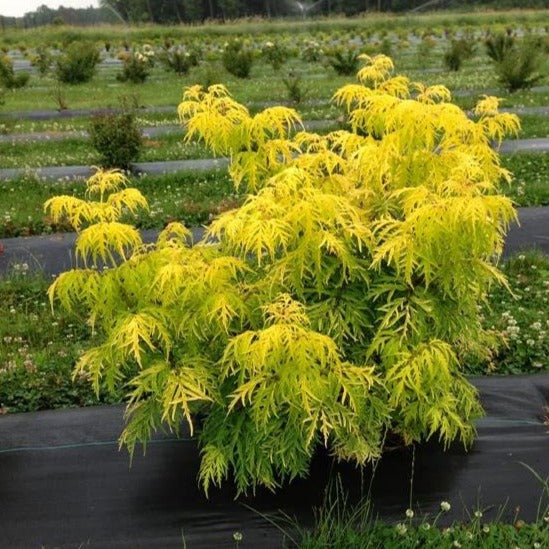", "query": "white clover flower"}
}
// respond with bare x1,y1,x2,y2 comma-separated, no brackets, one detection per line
482,525,490,533
534,543,541,549
452,542,462,548
474,510,483,518
395,523,407,535
405,508,414,519
233,532,243,542
440,501,451,512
